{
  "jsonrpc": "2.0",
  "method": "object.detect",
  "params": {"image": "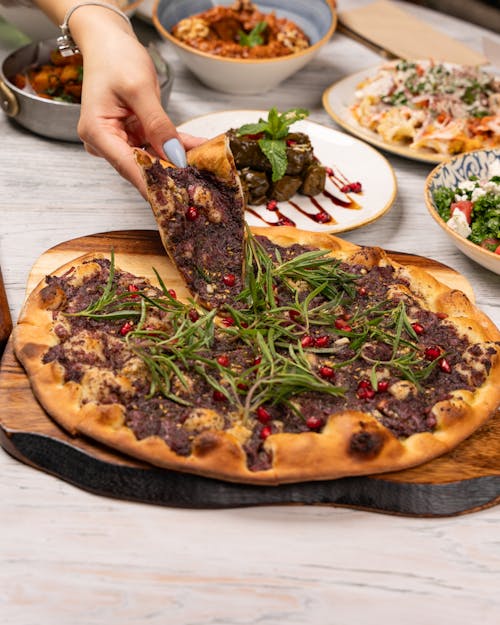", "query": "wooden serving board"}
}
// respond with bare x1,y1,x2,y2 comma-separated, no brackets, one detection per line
1,230,499,516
